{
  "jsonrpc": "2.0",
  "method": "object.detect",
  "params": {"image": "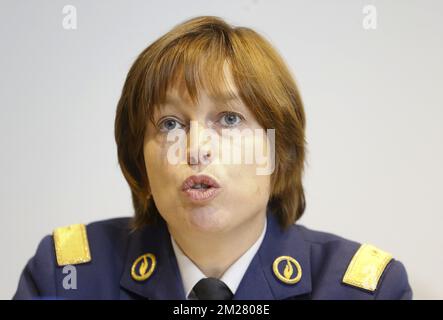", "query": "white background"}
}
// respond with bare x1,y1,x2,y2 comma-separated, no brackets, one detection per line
1,0,442,299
